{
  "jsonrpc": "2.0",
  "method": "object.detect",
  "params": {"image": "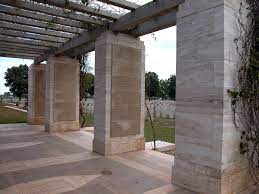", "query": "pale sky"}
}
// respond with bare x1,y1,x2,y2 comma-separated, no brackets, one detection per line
0,27,176,95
